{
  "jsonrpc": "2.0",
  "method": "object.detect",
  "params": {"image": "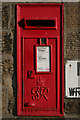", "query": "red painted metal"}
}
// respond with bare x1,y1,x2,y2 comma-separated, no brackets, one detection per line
17,3,64,116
